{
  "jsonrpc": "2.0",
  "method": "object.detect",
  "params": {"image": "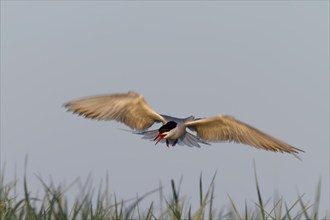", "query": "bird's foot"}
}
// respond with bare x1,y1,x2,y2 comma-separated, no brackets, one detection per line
172,140,178,147
166,139,170,147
